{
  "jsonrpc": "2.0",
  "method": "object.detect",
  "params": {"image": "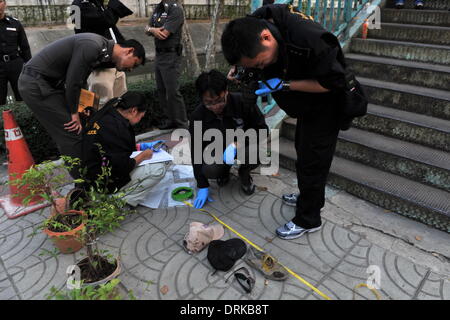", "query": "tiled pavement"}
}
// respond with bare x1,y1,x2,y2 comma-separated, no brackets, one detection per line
0,167,449,300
